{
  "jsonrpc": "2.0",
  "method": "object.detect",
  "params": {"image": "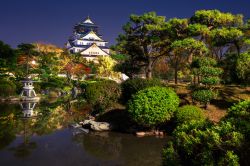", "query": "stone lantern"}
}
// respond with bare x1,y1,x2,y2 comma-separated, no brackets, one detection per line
20,79,40,101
